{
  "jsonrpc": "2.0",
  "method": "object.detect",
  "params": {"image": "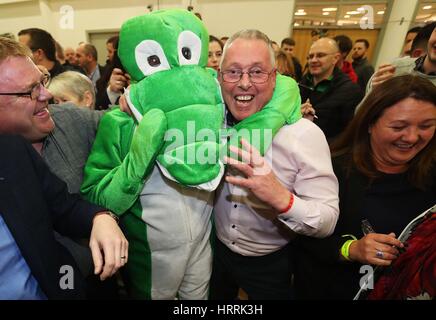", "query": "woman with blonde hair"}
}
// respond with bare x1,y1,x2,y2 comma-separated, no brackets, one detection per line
48,71,95,108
